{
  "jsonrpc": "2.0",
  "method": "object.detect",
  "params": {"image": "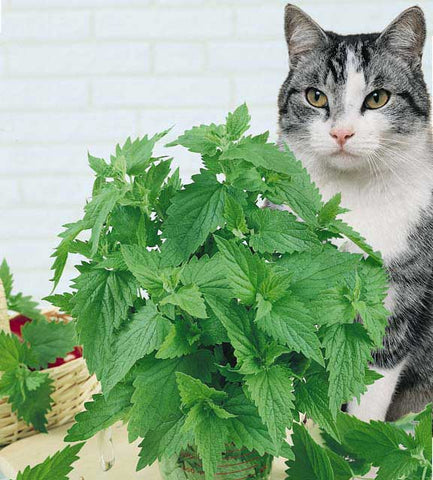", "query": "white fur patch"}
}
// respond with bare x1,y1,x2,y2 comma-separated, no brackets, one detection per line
347,363,406,421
